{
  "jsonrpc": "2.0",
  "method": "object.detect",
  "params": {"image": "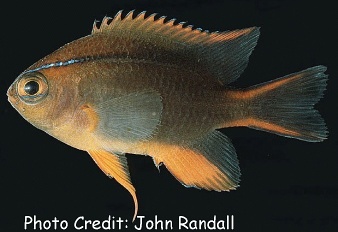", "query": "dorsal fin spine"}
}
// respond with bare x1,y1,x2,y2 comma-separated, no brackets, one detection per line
158,16,166,24
136,11,146,20
125,10,135,20
113,10,123,23
92,20,99,34
148,13,158,21
89,10,260,85
166,18,176,27
102,16,112,25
